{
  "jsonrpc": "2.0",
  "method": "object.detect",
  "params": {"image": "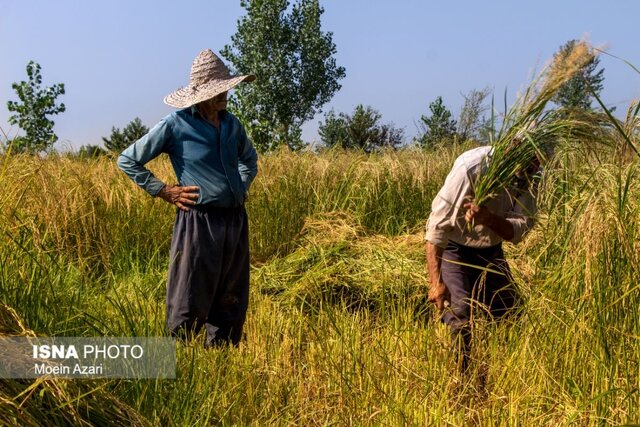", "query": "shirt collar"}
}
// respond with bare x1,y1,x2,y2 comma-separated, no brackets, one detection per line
188,105,228,122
